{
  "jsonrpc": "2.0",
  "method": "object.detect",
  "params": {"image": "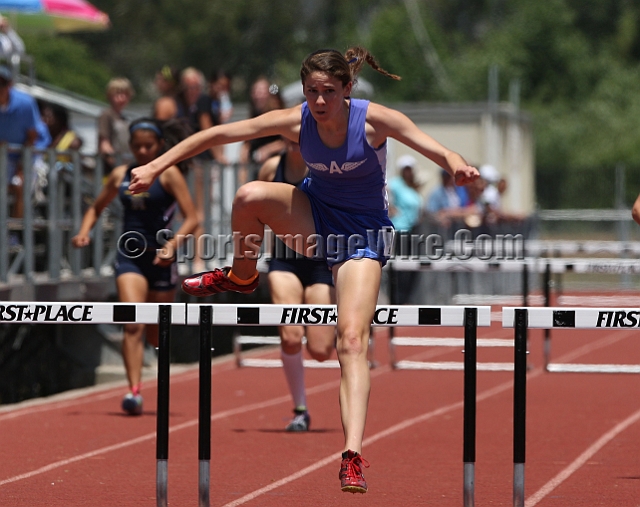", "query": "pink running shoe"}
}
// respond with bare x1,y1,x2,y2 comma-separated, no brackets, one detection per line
182,268,259,297
339,450,370,494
